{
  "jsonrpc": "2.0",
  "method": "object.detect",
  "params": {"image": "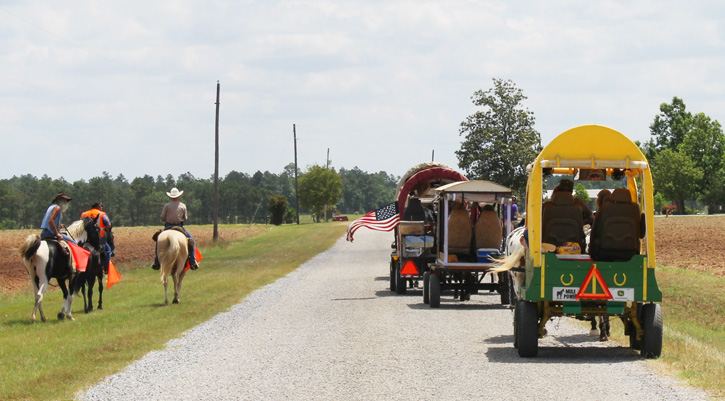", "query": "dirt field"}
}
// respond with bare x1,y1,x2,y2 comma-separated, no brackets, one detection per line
2,216,723,294
1,226,267,294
